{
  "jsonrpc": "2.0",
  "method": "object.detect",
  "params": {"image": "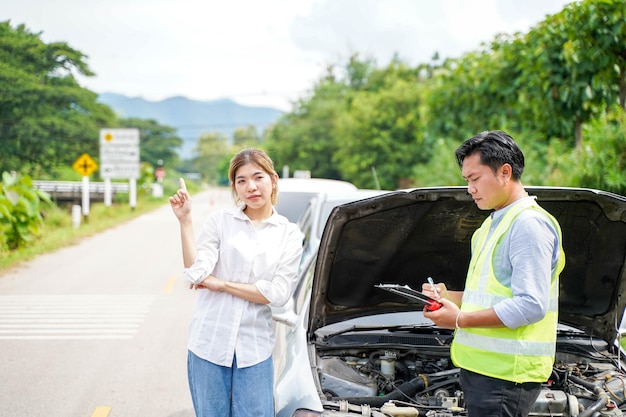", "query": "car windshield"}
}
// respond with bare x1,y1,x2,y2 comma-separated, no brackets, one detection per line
275,192,317,222
317,201,341,236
